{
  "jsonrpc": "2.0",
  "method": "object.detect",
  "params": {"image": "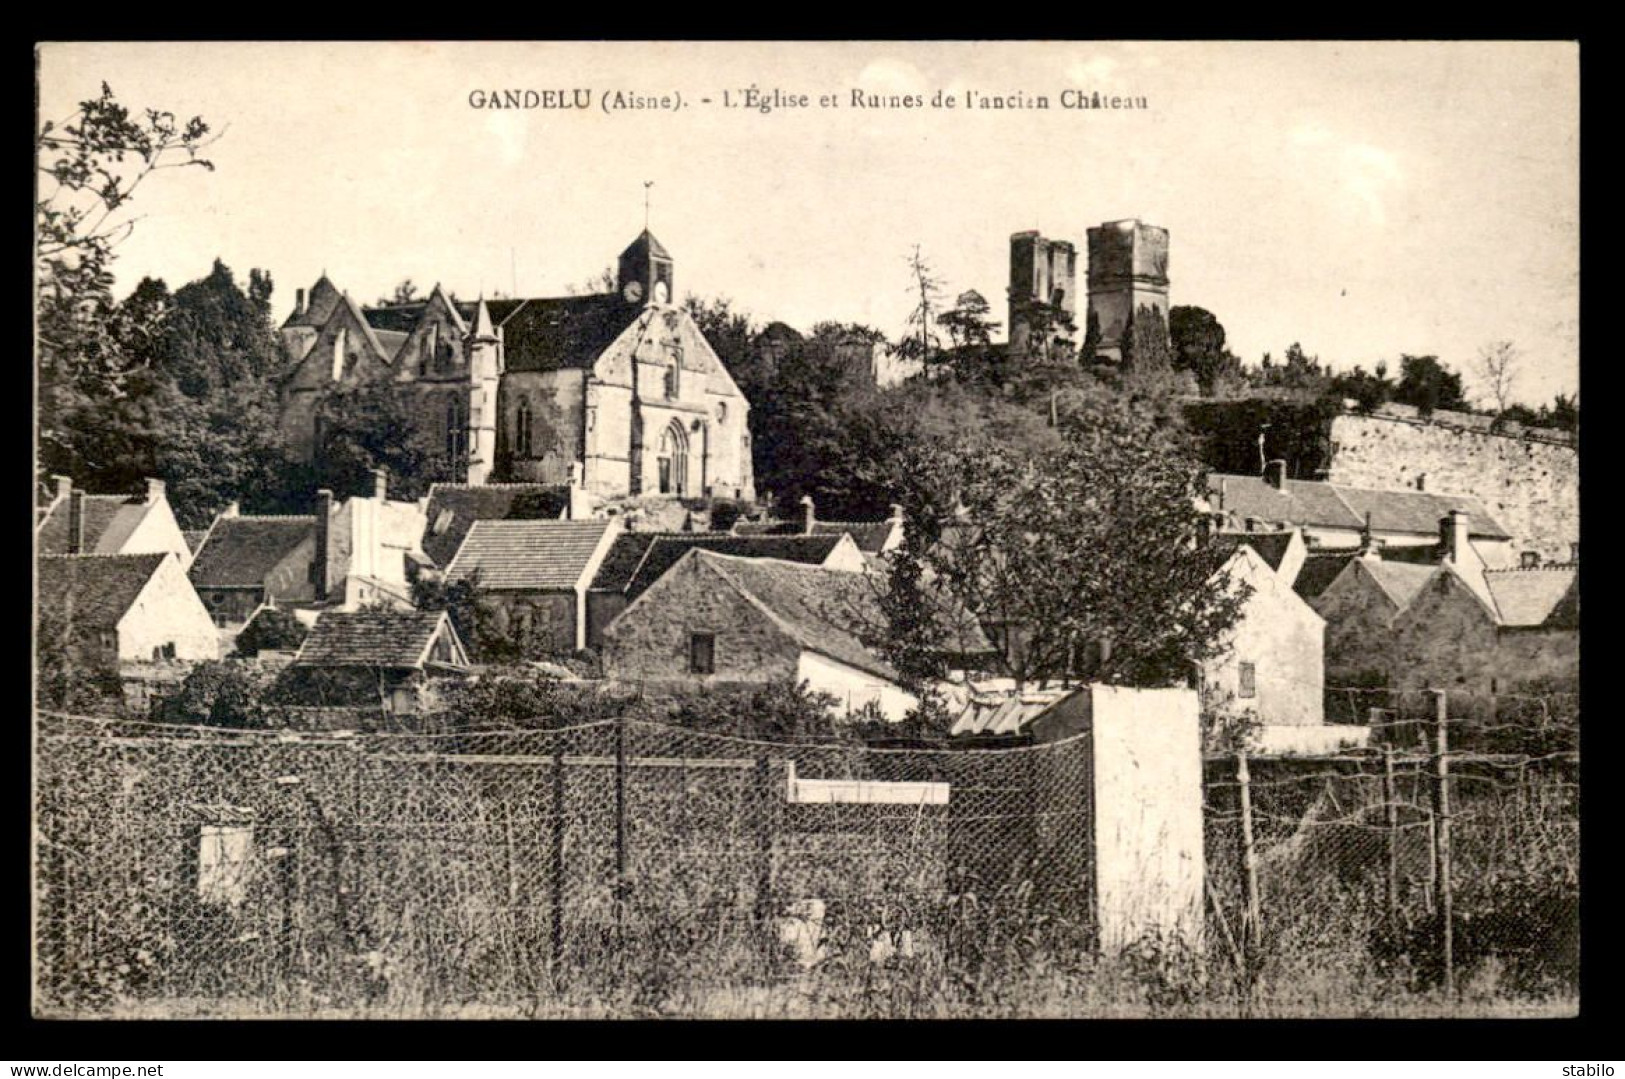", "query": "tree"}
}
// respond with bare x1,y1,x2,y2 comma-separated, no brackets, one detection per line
377,279,419,306
1393,354,1468,416
937,290,999,351
874,395,1244,688
233,607,310,657
313,380,446,501
1476,340,1520,416
37,84,218,471
1120,304,1173,375
1169,306,1241,396
894,245,947,370
1330,360,1393,414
